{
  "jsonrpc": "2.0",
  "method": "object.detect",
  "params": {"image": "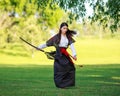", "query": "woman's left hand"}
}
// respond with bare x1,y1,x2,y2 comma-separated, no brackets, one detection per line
73,56,77,61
